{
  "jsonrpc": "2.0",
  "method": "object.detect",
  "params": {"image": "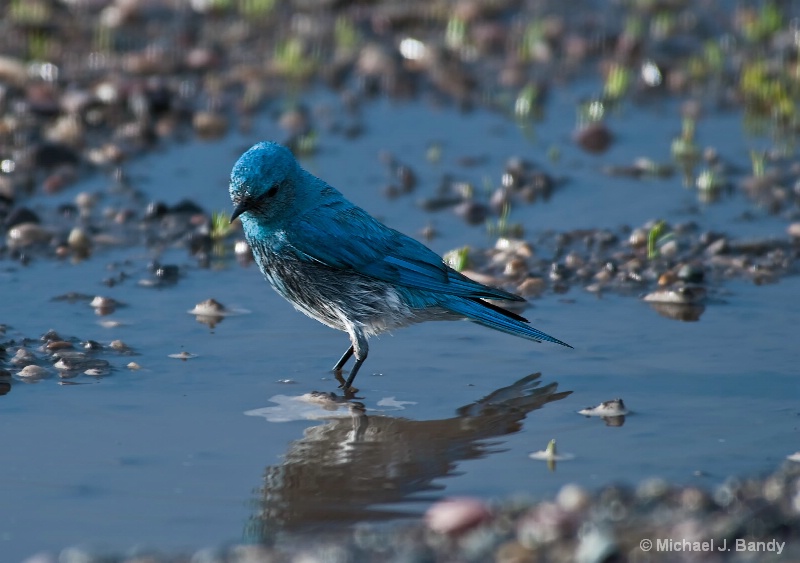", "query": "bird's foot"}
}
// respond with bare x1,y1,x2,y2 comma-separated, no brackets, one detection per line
333,371,359,398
